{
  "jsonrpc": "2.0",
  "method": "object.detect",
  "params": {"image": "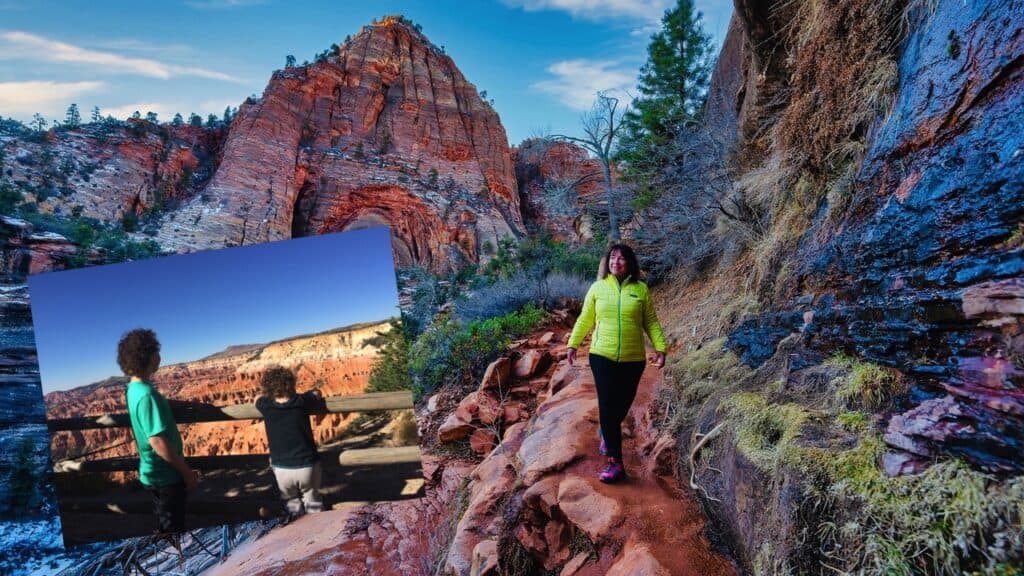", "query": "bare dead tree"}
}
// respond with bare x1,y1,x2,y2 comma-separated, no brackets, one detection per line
540,162,602,218
553,92,627,241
